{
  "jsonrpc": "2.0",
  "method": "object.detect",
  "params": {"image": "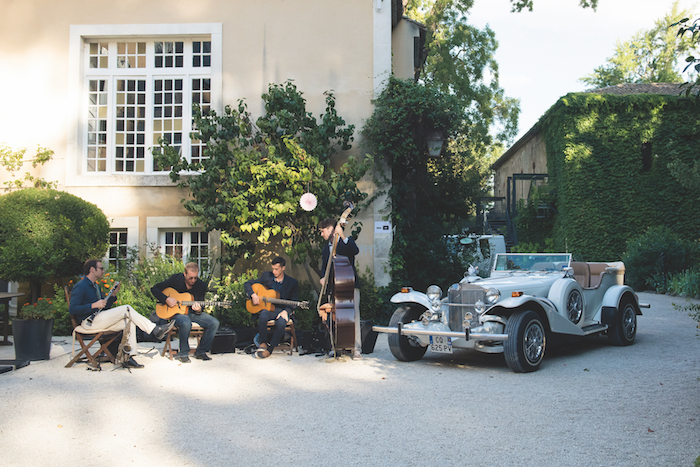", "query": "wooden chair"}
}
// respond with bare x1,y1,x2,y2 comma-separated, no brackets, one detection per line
161,322,204,360
267,319,298,355
64,286,122,369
